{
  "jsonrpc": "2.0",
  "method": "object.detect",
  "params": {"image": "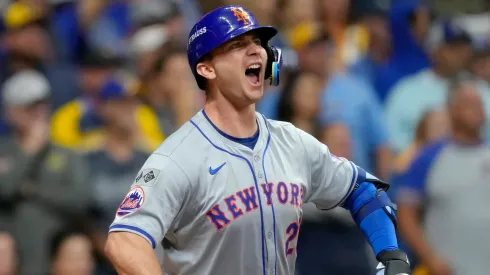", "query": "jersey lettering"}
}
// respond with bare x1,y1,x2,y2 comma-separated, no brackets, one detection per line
208,182,302,231
277,182,288,204
299,185,305,207
188,27,207,45
285,222,300,256
260,182,274,206
206,204,230,231
224,195,244,219
290,183,300,206
236,186,258,212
